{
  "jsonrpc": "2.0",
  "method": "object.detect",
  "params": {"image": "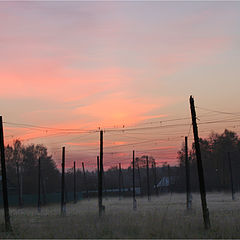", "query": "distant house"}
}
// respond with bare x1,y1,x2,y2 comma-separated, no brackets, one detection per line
157,176,177,192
